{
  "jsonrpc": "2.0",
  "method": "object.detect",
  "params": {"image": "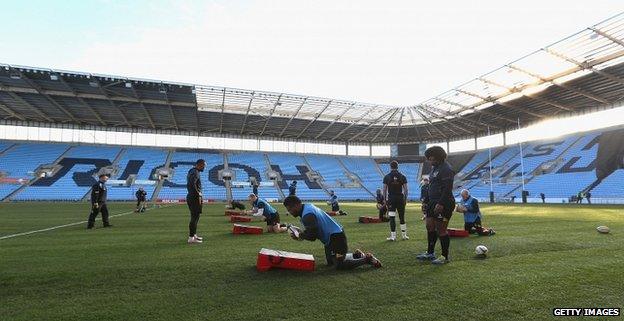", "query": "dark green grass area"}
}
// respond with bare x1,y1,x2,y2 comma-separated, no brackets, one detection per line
1,202,623,321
